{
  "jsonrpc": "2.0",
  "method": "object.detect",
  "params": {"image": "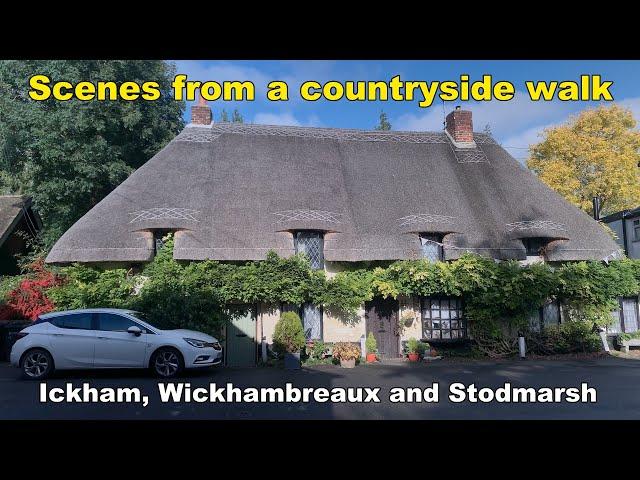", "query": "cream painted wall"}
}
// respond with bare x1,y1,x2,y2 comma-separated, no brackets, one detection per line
322,261,366,342
399,294,422,341
325,260,345,279
323,306,366,343
259,303,280,344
